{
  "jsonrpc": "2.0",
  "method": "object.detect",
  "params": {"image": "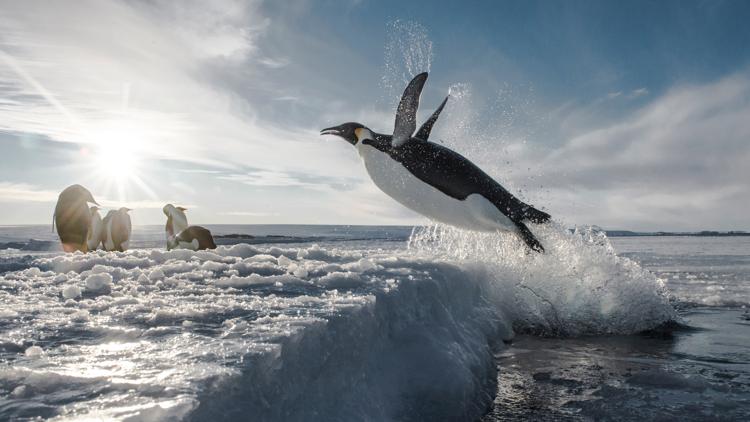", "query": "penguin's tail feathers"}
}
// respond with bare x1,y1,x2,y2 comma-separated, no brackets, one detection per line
522,206,551,225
